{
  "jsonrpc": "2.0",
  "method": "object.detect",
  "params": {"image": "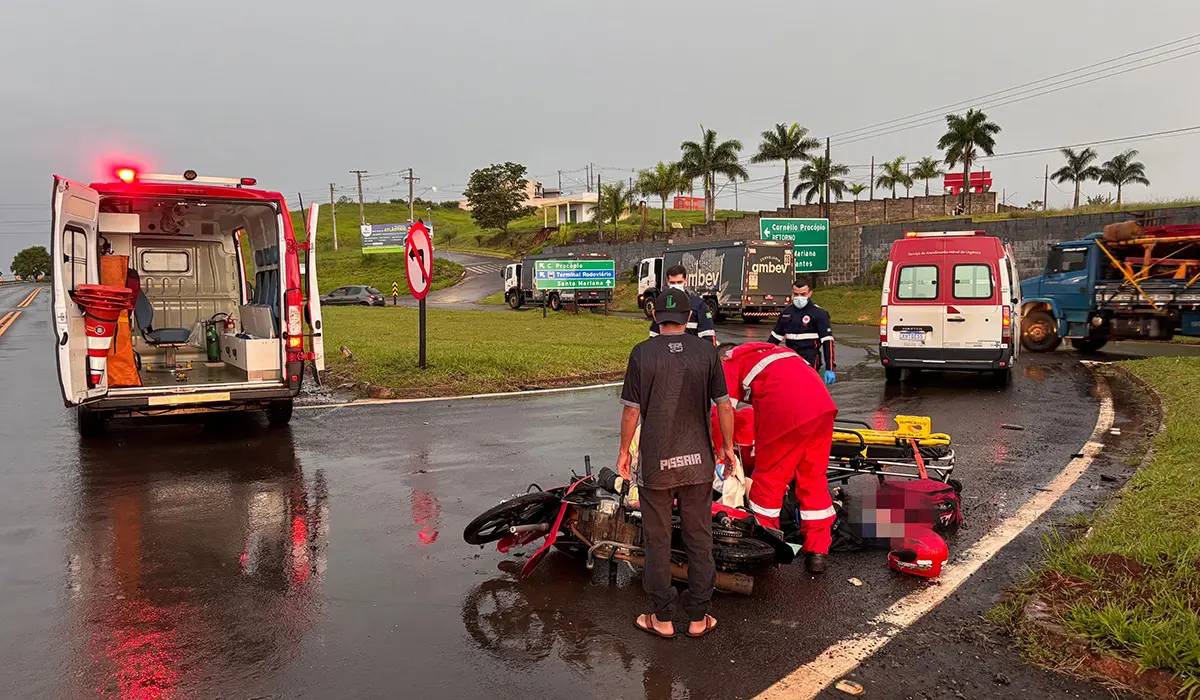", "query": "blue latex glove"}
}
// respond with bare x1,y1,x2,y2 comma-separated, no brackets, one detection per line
823,370,836,385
